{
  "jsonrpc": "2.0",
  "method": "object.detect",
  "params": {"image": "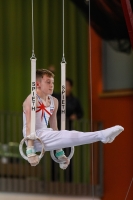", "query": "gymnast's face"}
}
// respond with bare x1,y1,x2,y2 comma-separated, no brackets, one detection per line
37,74,54,95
